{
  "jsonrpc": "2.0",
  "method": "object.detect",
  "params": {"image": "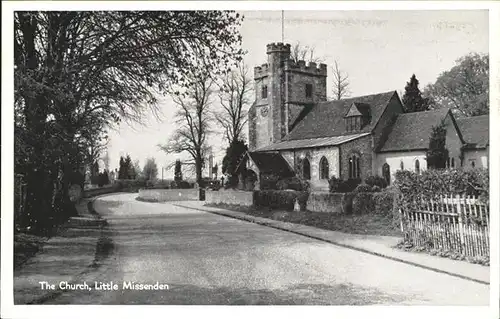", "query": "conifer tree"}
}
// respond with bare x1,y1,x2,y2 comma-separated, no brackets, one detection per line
402,74,430,113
